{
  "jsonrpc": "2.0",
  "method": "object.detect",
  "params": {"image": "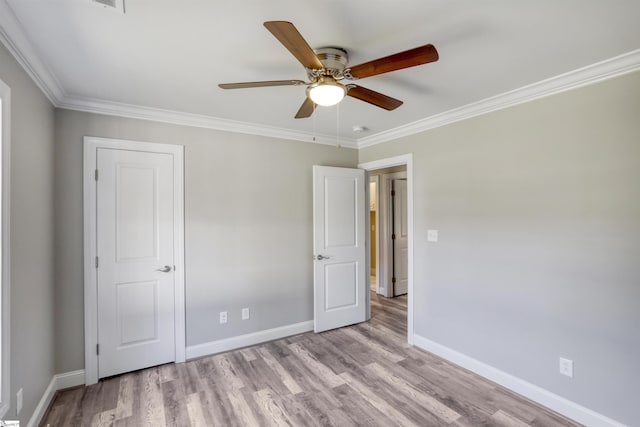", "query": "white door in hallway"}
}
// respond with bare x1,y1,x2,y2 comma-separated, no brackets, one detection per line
96,148,176,378
313,166,367,332
393,179,408,296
